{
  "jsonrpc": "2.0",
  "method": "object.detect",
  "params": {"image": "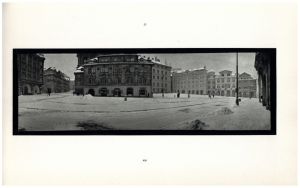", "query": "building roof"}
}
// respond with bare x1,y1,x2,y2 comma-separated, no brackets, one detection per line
219,70,232,74
239,72,251,77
